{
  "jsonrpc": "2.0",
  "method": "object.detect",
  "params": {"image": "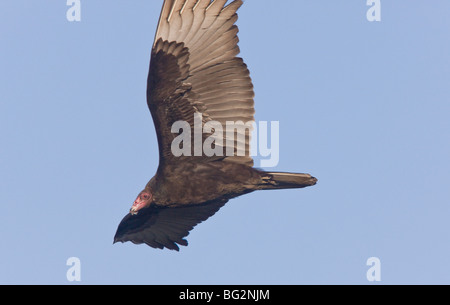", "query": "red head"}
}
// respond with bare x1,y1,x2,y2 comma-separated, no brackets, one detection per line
130,189,153,215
